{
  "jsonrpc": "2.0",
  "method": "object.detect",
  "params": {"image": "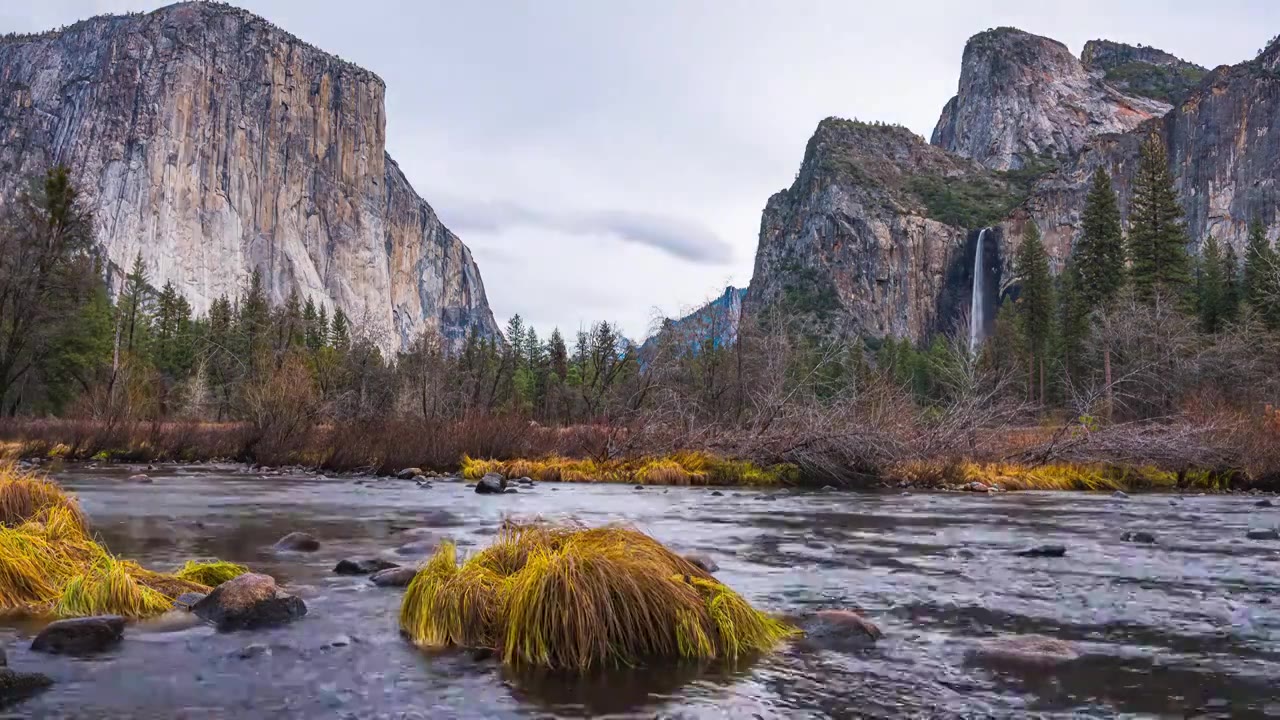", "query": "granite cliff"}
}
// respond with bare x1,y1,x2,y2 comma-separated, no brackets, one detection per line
0,2,498,349
931,28,1170,171
743,119,1016,342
